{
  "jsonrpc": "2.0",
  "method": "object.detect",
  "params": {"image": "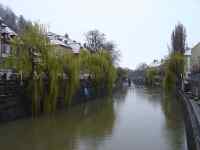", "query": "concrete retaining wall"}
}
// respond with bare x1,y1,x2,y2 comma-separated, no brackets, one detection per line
179,91,200,150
